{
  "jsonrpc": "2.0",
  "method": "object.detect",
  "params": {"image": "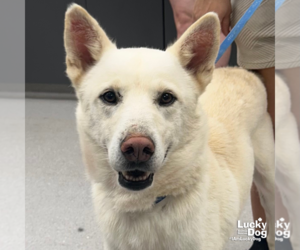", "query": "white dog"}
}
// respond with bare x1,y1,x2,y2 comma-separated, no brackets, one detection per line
64,4,275,250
